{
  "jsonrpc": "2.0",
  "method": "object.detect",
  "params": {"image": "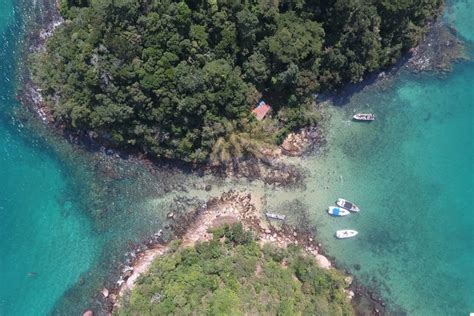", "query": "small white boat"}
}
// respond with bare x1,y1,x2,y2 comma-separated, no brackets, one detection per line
353,113,375,121
336,198,360,212
336,230,358,239
266,213,286,220
327,206,350,217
